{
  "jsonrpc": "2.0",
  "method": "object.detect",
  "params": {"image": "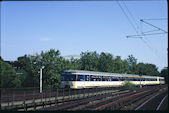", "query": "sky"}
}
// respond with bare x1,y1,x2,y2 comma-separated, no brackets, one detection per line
1,1,168,71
